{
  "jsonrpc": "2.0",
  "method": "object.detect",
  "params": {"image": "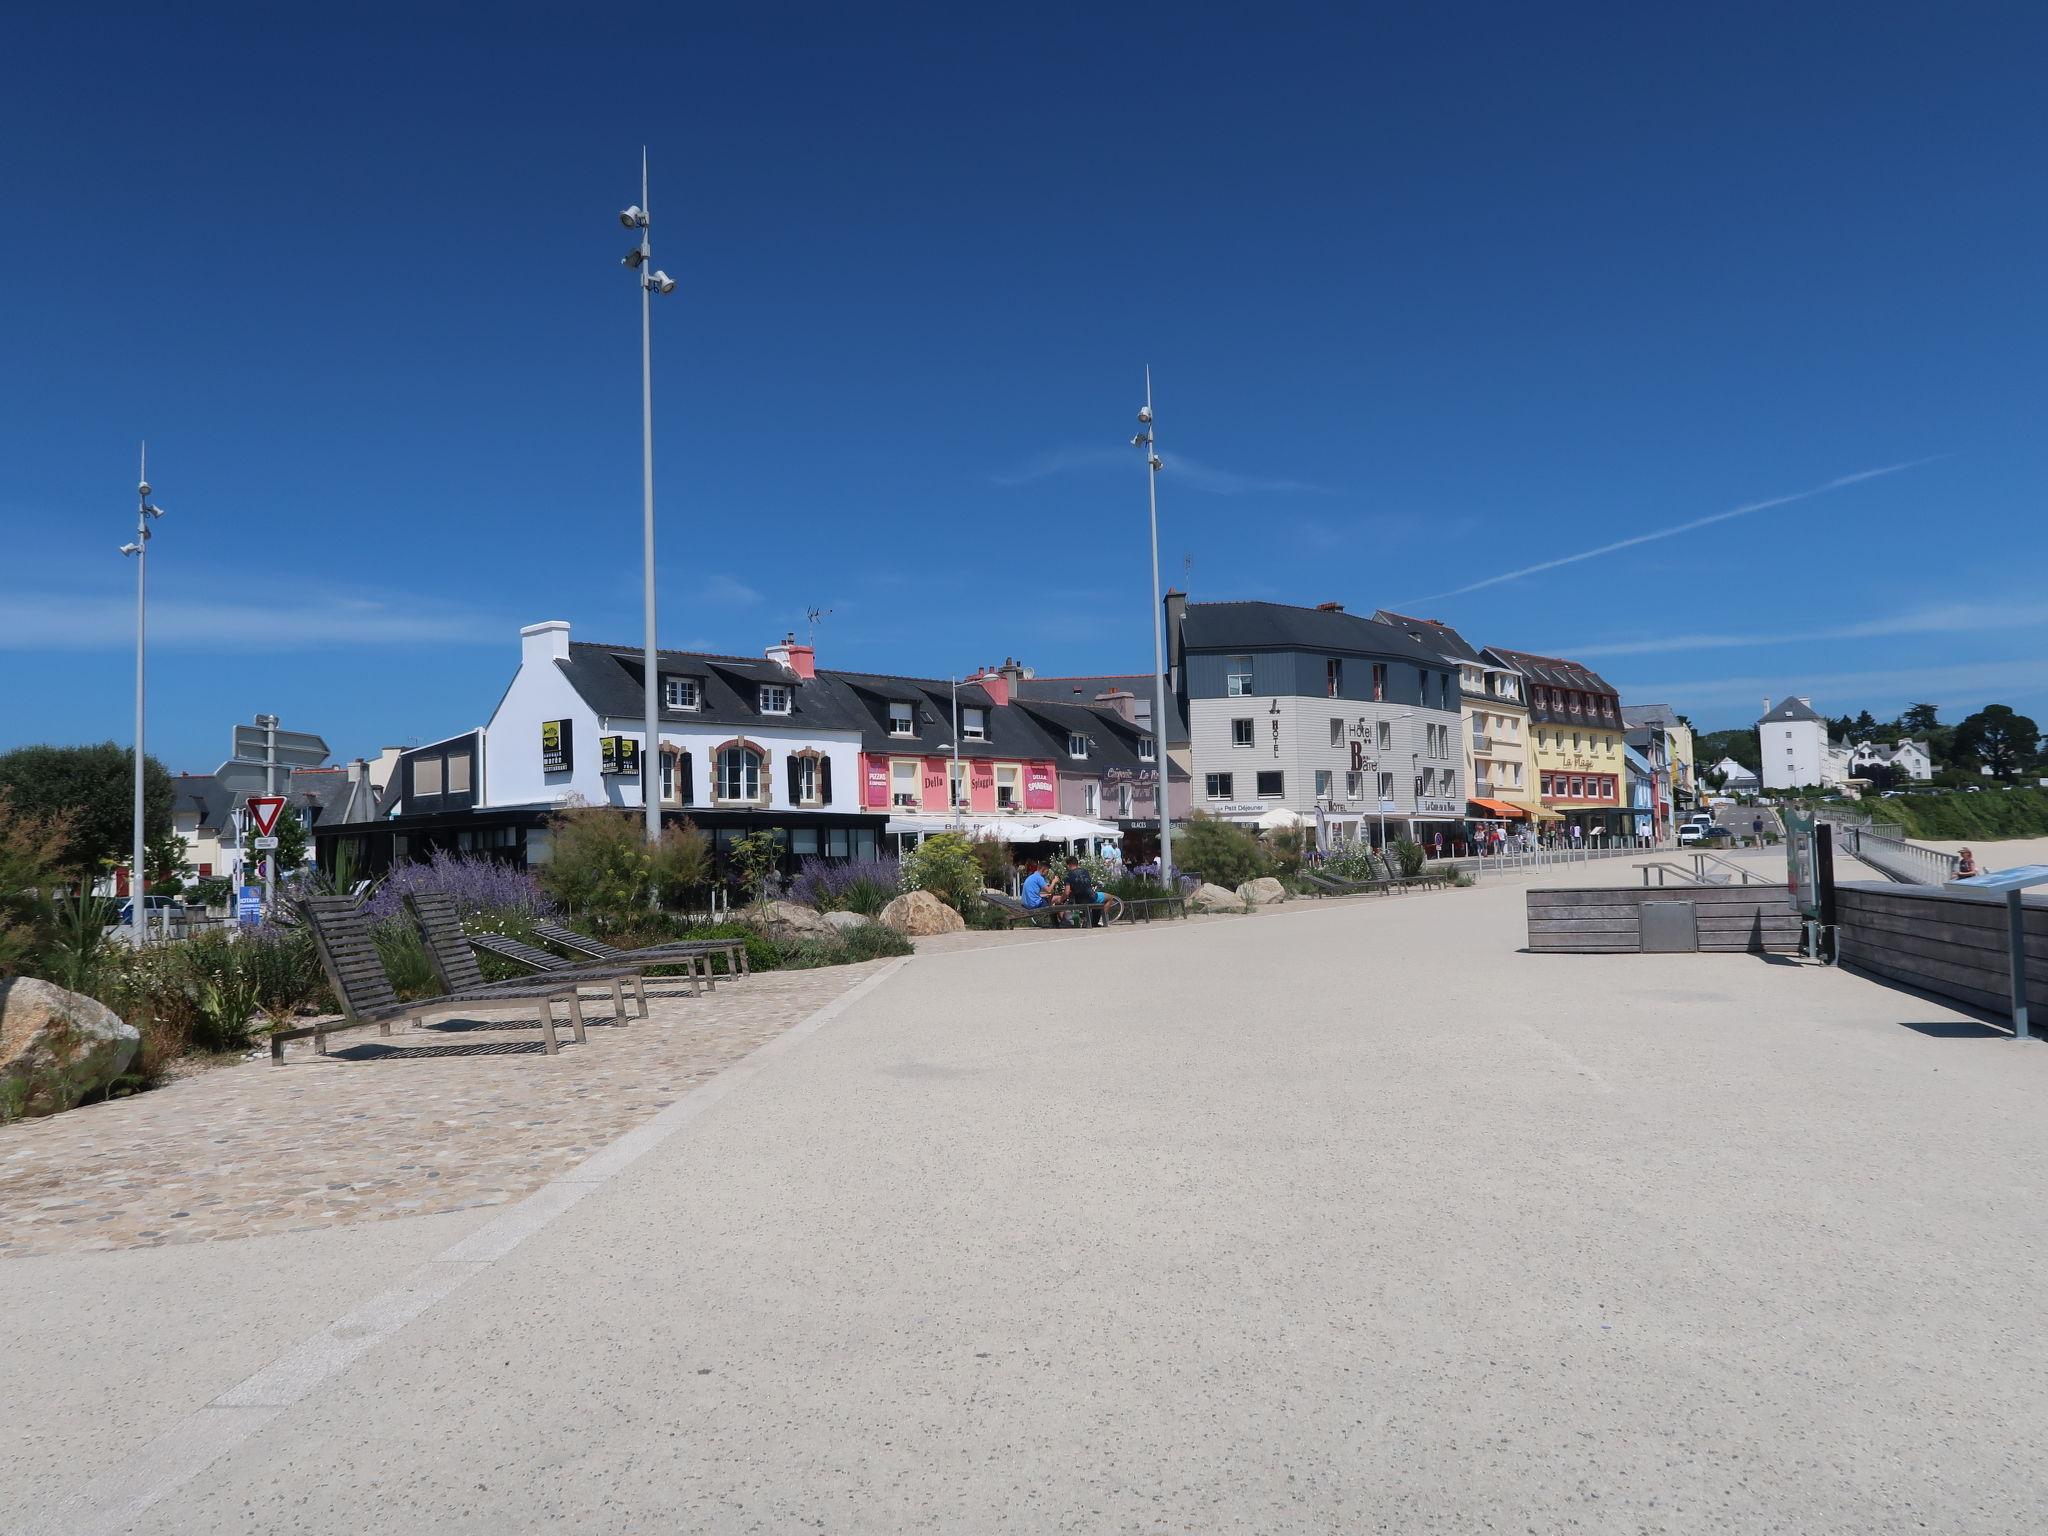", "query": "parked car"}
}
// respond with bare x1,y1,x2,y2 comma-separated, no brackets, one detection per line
105,894,184,936
1678,823,1708,845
